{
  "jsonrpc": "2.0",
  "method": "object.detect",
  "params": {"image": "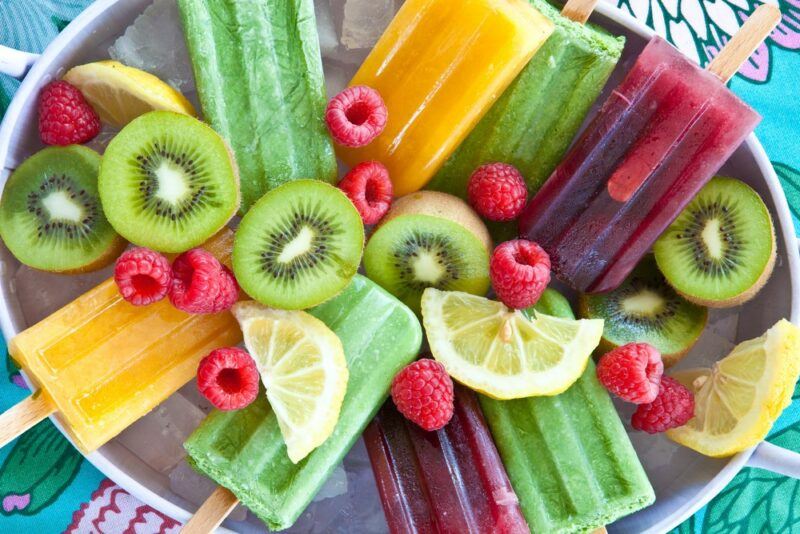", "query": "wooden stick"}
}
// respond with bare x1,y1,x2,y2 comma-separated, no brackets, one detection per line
707,3,781,82
561,0,601,24
591,528,608,534
0,393,56,449
181,486,240,534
